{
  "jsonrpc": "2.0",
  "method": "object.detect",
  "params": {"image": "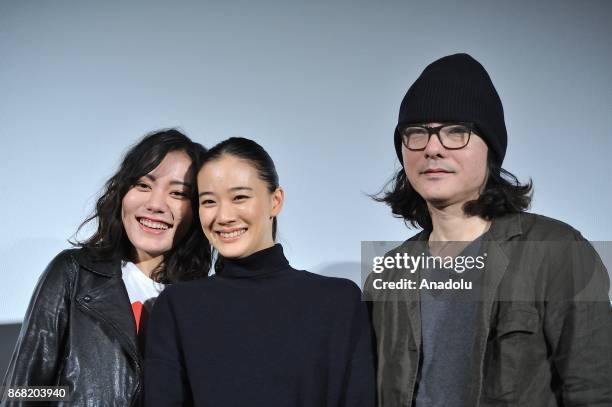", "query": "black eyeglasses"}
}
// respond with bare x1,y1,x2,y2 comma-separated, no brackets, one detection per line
399,122,474,151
